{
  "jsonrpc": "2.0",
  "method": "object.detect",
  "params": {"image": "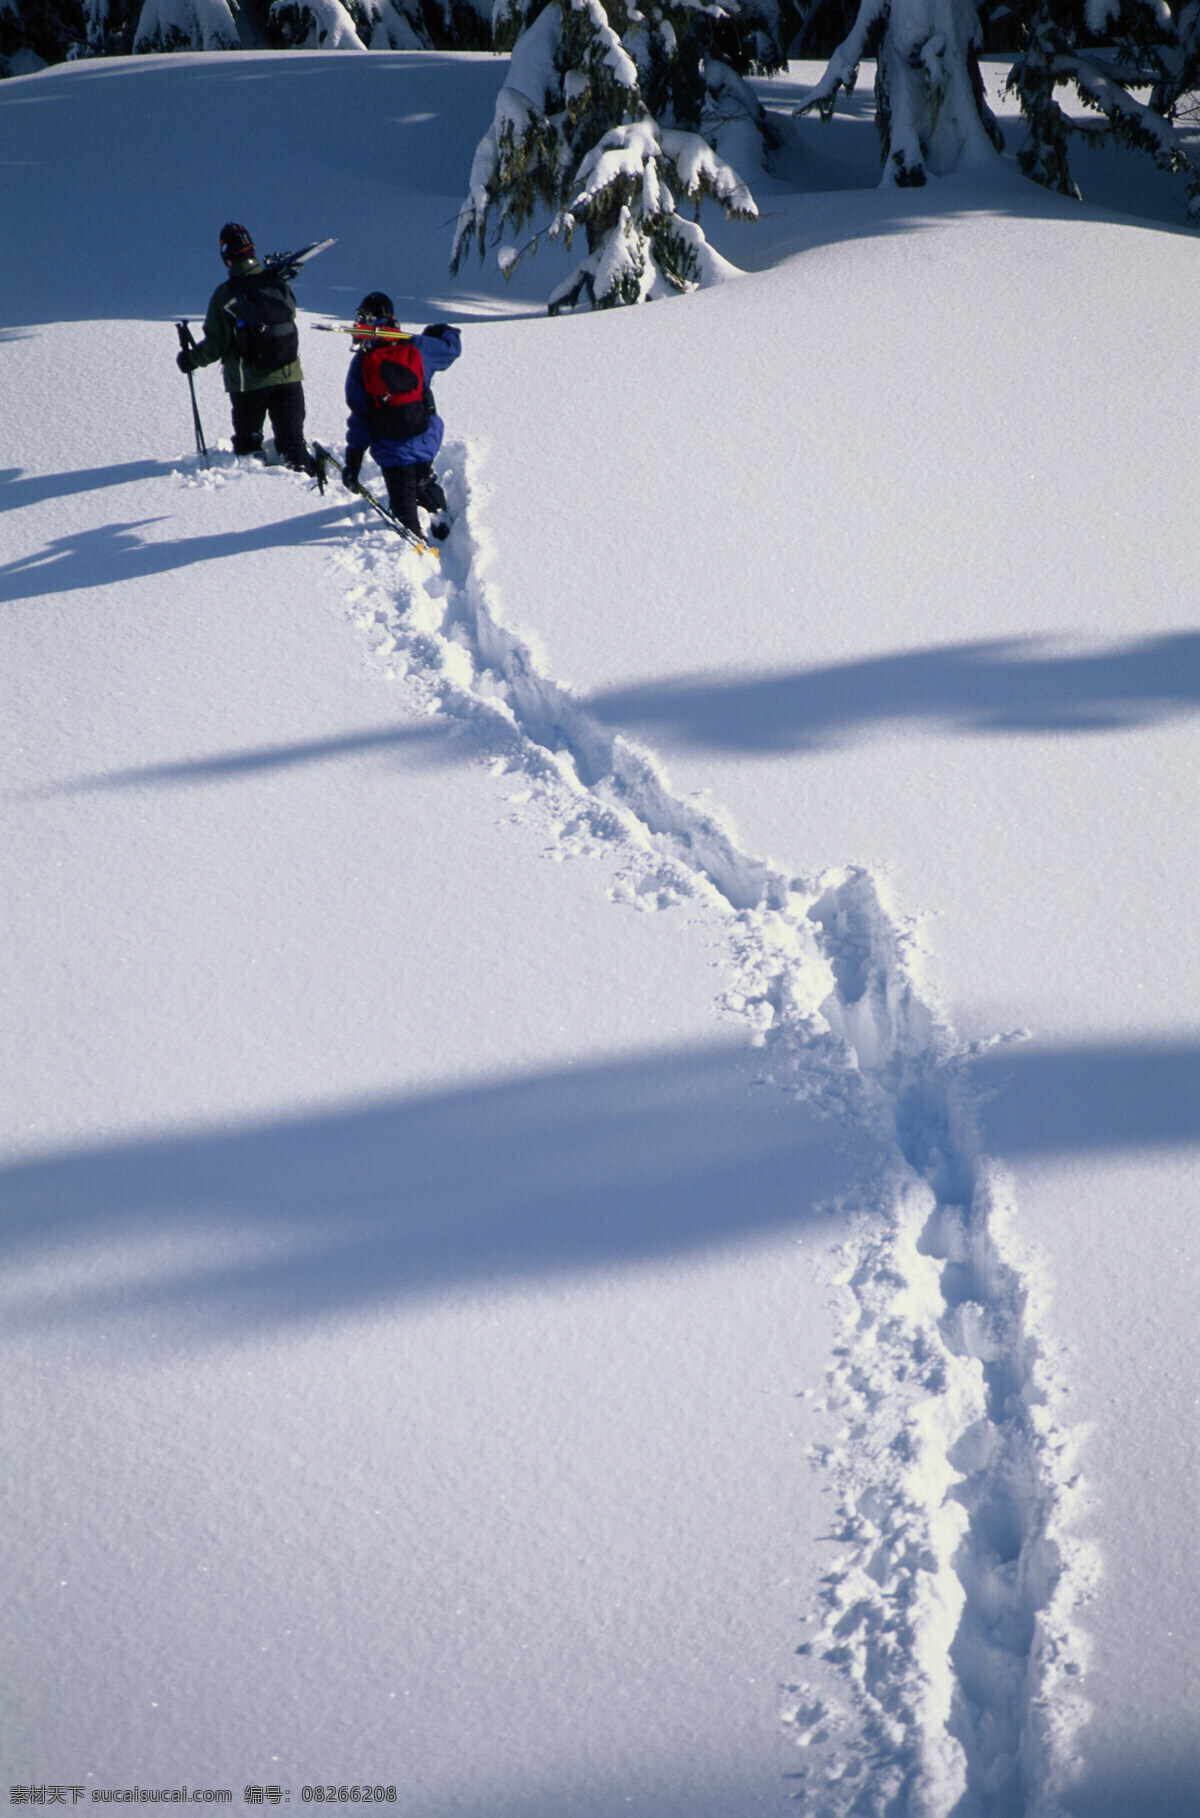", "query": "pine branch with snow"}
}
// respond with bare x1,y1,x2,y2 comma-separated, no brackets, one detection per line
452,0,792,310
380,0,489,45
0,0,84,71
1007,0,1200,217
133,0,239,50
545,116,750,307
265,0,363,45
361,0,424,42
78,0,144,53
